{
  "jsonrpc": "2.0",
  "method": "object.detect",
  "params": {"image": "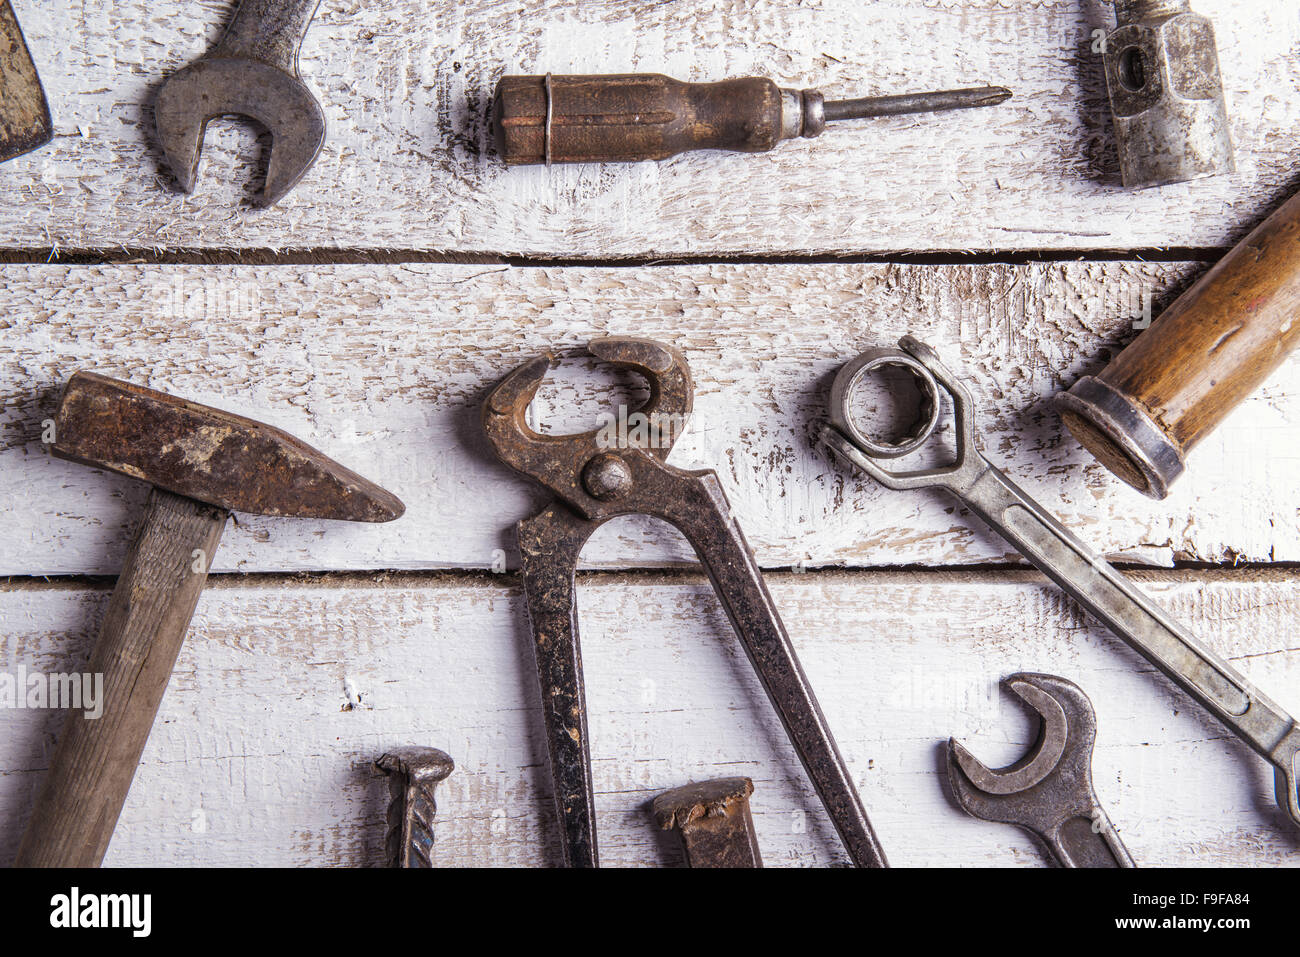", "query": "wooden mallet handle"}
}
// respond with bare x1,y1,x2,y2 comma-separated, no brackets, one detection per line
15,488,227,867
1057,189,1300,498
